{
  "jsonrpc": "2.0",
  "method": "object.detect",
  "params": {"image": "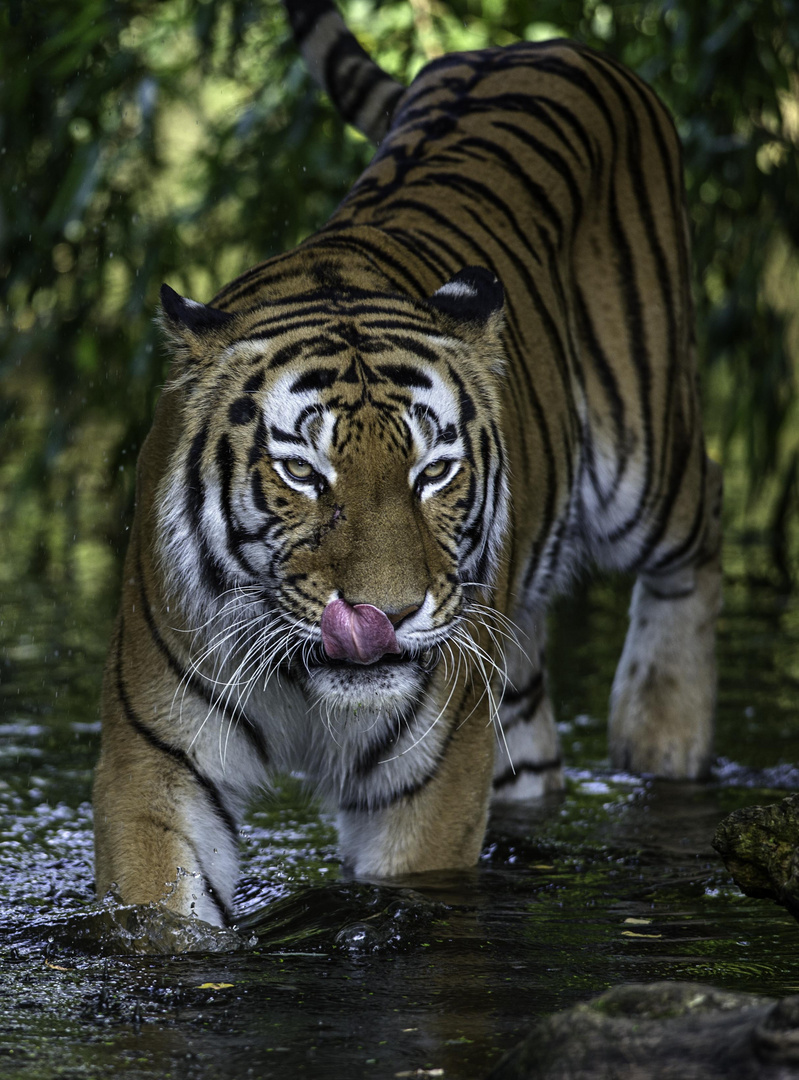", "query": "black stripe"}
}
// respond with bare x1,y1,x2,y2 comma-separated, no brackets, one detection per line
640,440,707,577
589,126,653,540
291,367,338,393
251,470,269,515
380,335,442,366
135,551,270,767
312,230,426,293
353,719,405,780
248,413,268,468
573,282,627,508
362,316,444,334
493,93,590,169
581,50,677,511
270,425,305,445
375,363,433,389
216,433,261,572
382,227,450,281
339,726,455,814
267,339,312,369
501,669,543,708
158,821,231,925
323,25,401,137
114,616,240,852
243,369,265,394
229,396,257,426
342,674,476,813
490,117,584,214
588,51,683,232
539,95,597,170
459,427,494,567
185,425,228,598
641,582,696,601
186,425,209,528
341,66,401,133
457,133,571,242
246,314,334,338
493,758,562,790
